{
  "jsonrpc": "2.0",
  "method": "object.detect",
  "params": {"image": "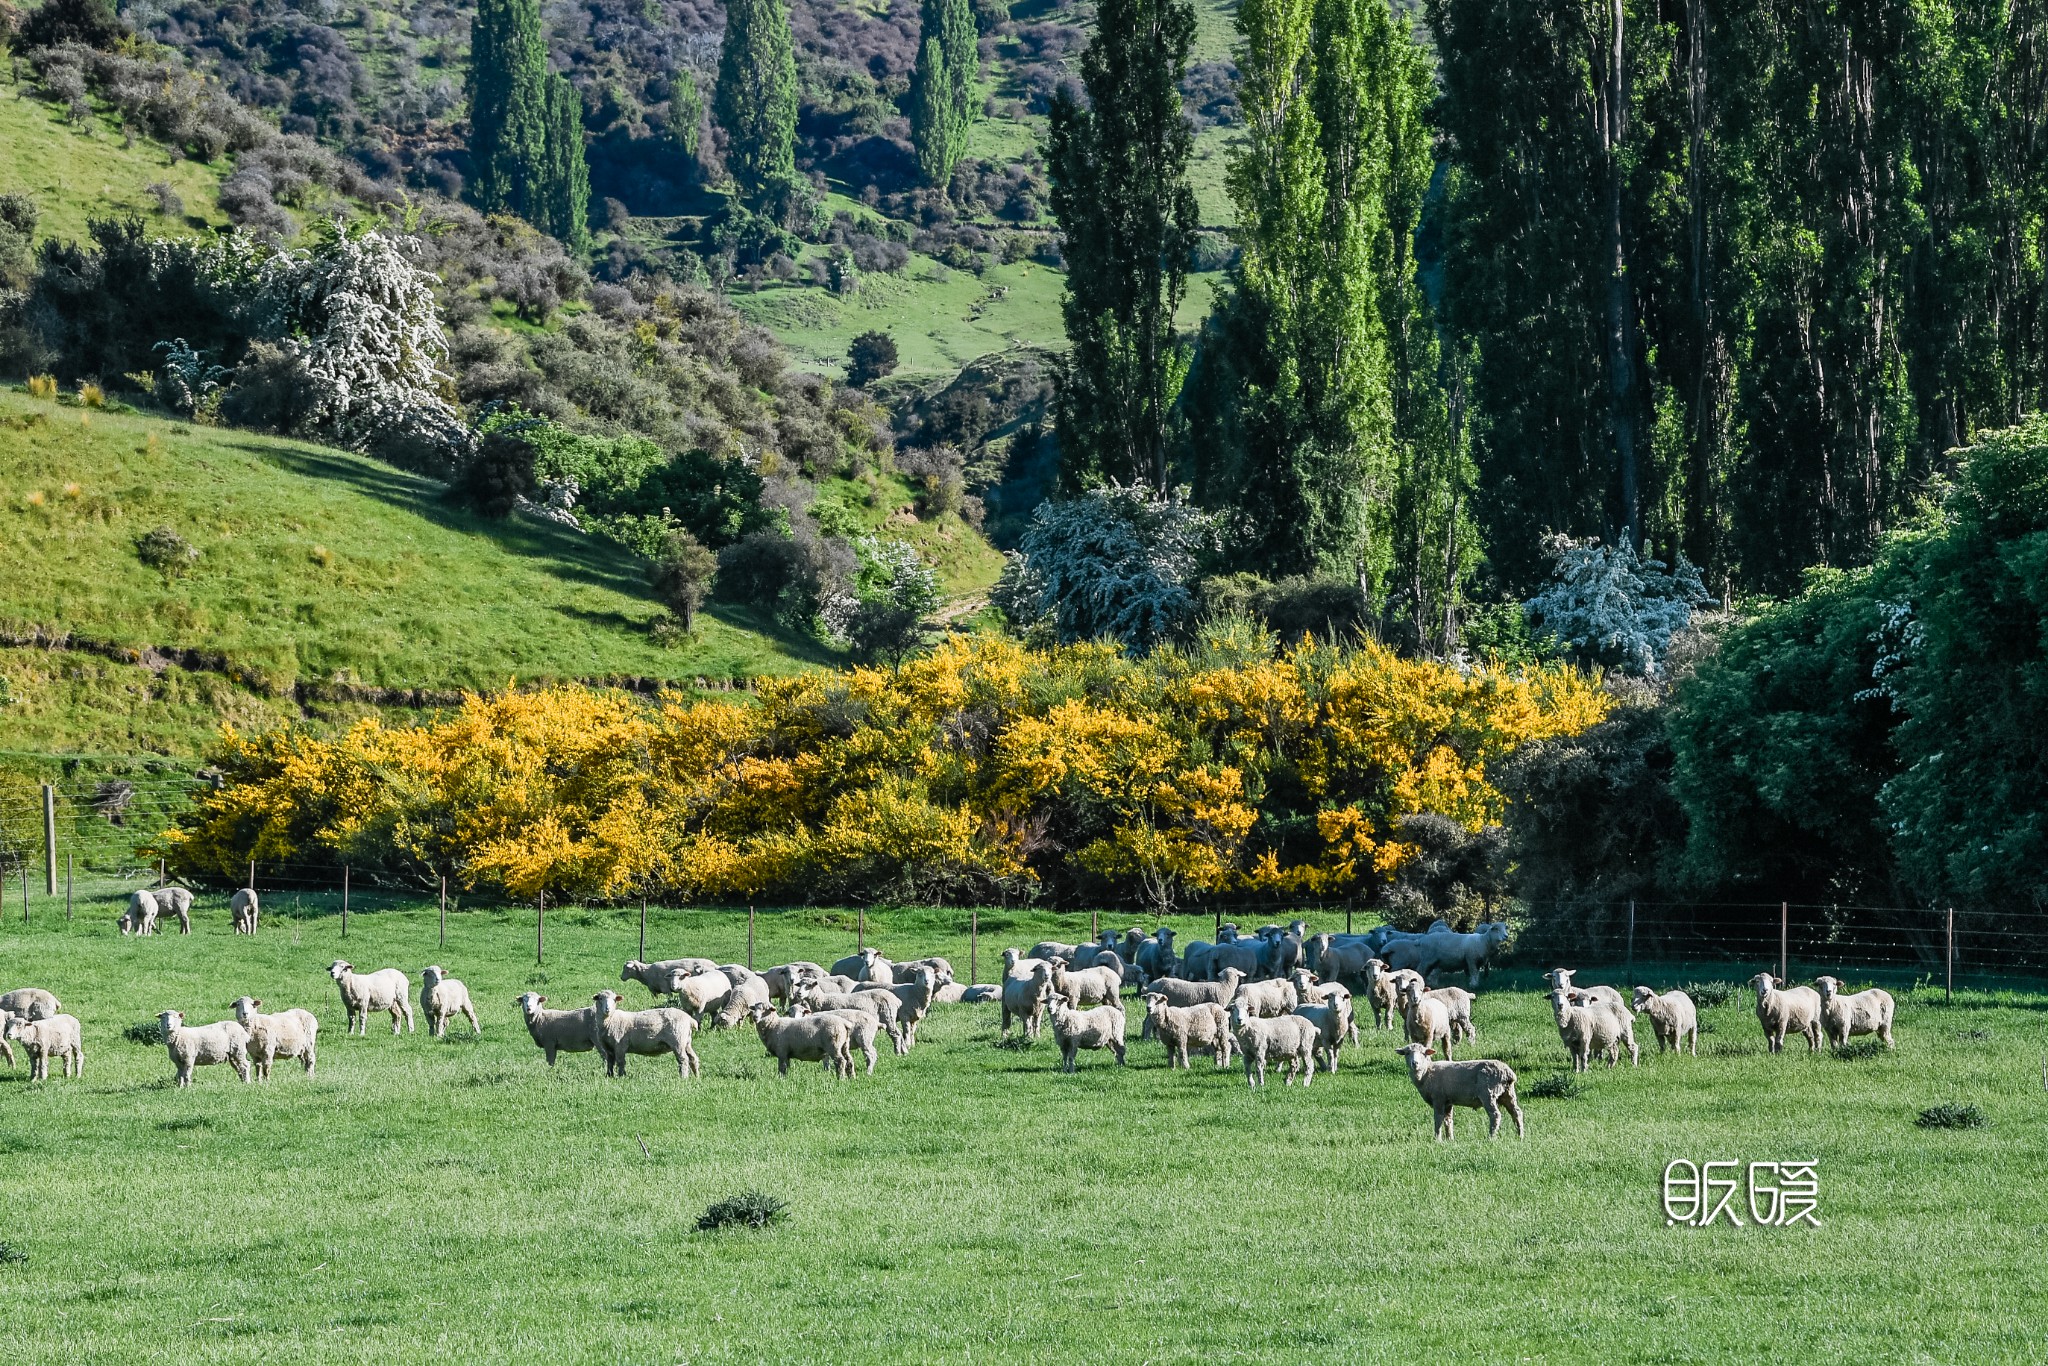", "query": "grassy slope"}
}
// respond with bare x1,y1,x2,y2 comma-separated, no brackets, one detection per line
0,78,228,244
0,895,2040,1362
